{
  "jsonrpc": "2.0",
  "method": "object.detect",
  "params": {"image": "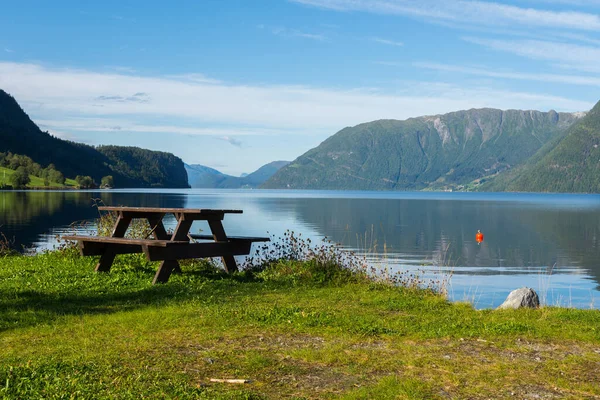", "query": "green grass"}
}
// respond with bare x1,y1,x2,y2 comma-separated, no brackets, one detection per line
0,166,78,188
0,248,599,399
